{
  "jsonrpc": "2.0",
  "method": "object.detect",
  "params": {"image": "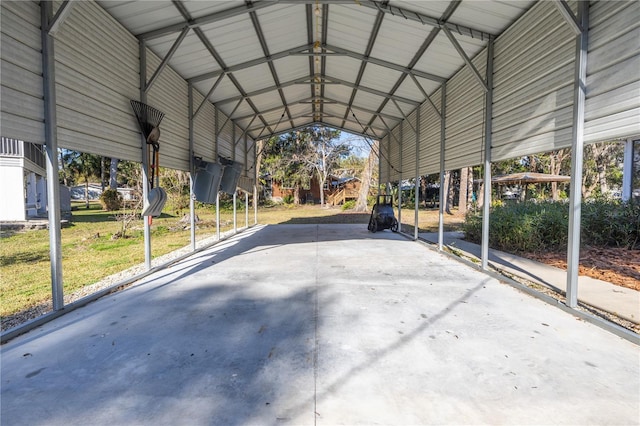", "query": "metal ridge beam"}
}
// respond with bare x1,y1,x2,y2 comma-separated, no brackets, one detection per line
296,76,421,106
248,118,385,141
234,96,402,122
